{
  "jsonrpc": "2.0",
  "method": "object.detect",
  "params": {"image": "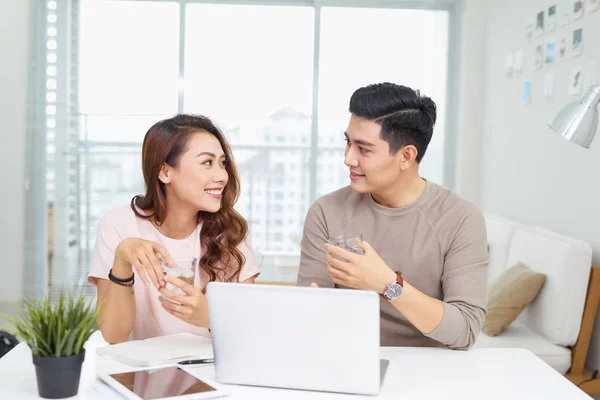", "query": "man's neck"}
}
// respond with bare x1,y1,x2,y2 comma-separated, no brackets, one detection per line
154,199,198,240
371,175,427,209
